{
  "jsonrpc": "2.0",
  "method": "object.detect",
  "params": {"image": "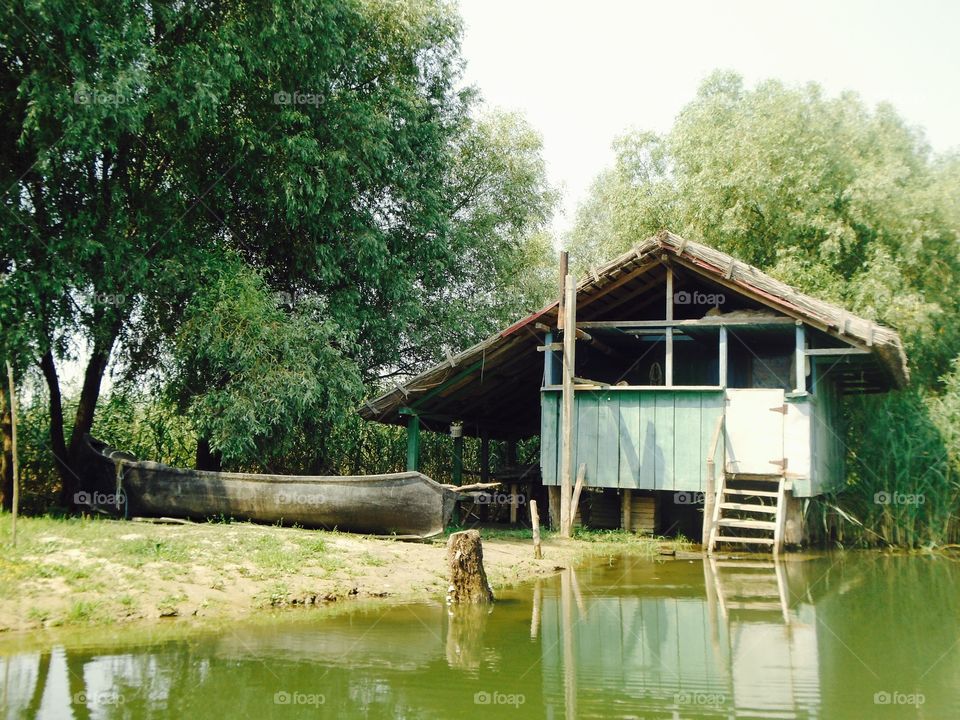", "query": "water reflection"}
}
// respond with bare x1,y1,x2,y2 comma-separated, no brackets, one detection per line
2,554,958,718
